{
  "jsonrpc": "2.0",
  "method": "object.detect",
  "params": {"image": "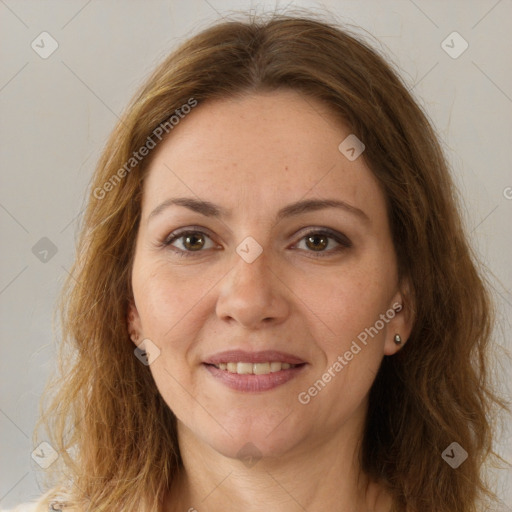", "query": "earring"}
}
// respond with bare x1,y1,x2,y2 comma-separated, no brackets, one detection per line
394,334,402,345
